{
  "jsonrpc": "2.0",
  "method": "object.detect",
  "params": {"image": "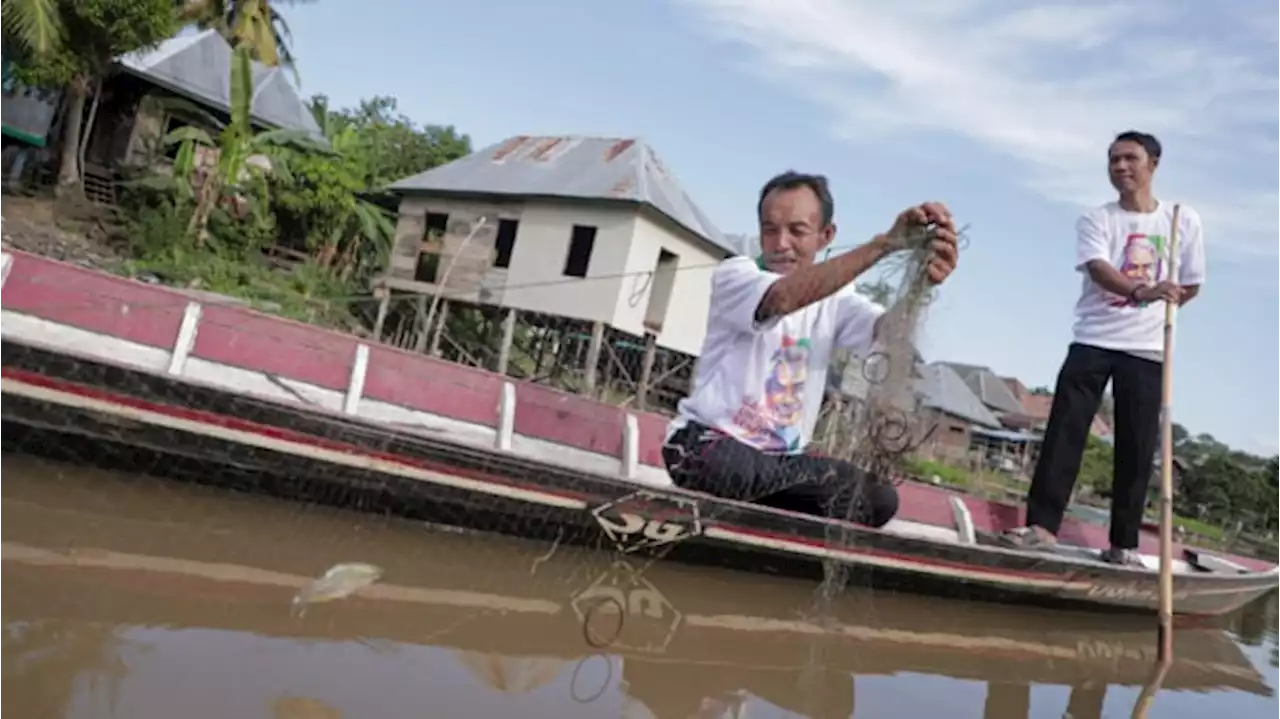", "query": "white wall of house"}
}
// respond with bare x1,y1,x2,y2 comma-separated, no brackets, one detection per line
612,213,720,355
498,203,633,321
391,196,725,356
